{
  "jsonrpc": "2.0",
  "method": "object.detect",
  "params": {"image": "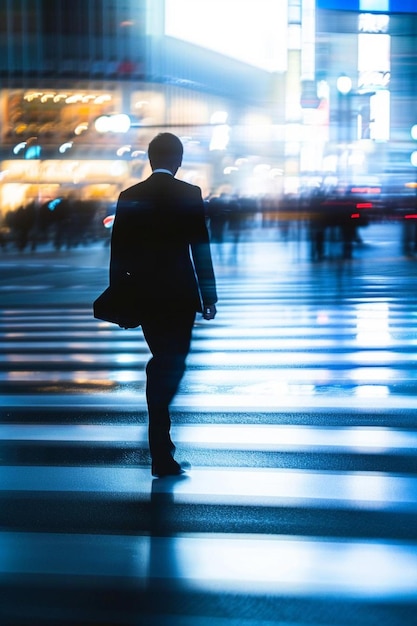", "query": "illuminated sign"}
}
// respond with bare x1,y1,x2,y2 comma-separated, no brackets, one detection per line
318,0,417,11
